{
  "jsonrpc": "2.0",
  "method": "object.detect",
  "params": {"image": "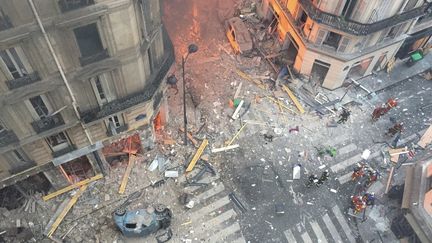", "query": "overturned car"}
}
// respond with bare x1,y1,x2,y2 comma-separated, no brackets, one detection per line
113,204,172,238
